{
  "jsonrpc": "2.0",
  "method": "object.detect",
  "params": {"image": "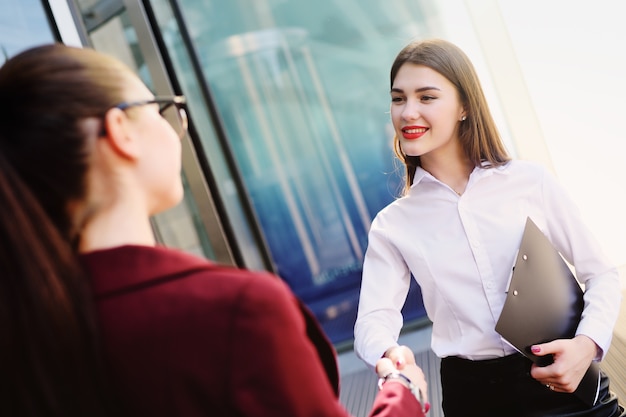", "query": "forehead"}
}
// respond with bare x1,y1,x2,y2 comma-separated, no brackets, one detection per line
122,73,153,99
391,63,455,91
